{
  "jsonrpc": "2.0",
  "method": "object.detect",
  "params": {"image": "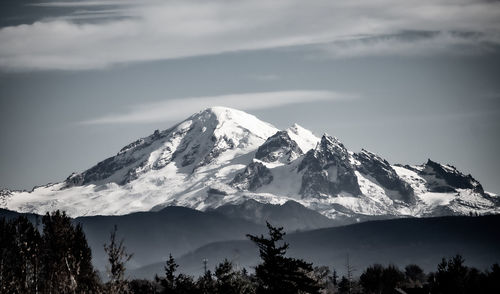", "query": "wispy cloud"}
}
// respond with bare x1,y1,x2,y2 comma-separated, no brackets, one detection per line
316,31,499,58
1,0,500,71
28,1,133,7
80,90,354,125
